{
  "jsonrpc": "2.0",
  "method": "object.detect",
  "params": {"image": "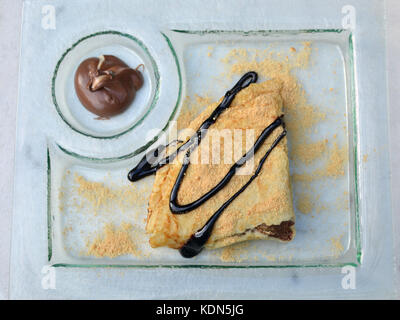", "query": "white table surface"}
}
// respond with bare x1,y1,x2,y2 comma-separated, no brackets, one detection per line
0,0,399,299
